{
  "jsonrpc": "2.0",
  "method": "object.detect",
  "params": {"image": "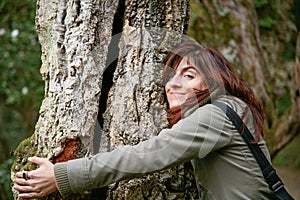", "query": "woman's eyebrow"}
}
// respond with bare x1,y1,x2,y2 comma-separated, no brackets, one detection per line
181,65,199,73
